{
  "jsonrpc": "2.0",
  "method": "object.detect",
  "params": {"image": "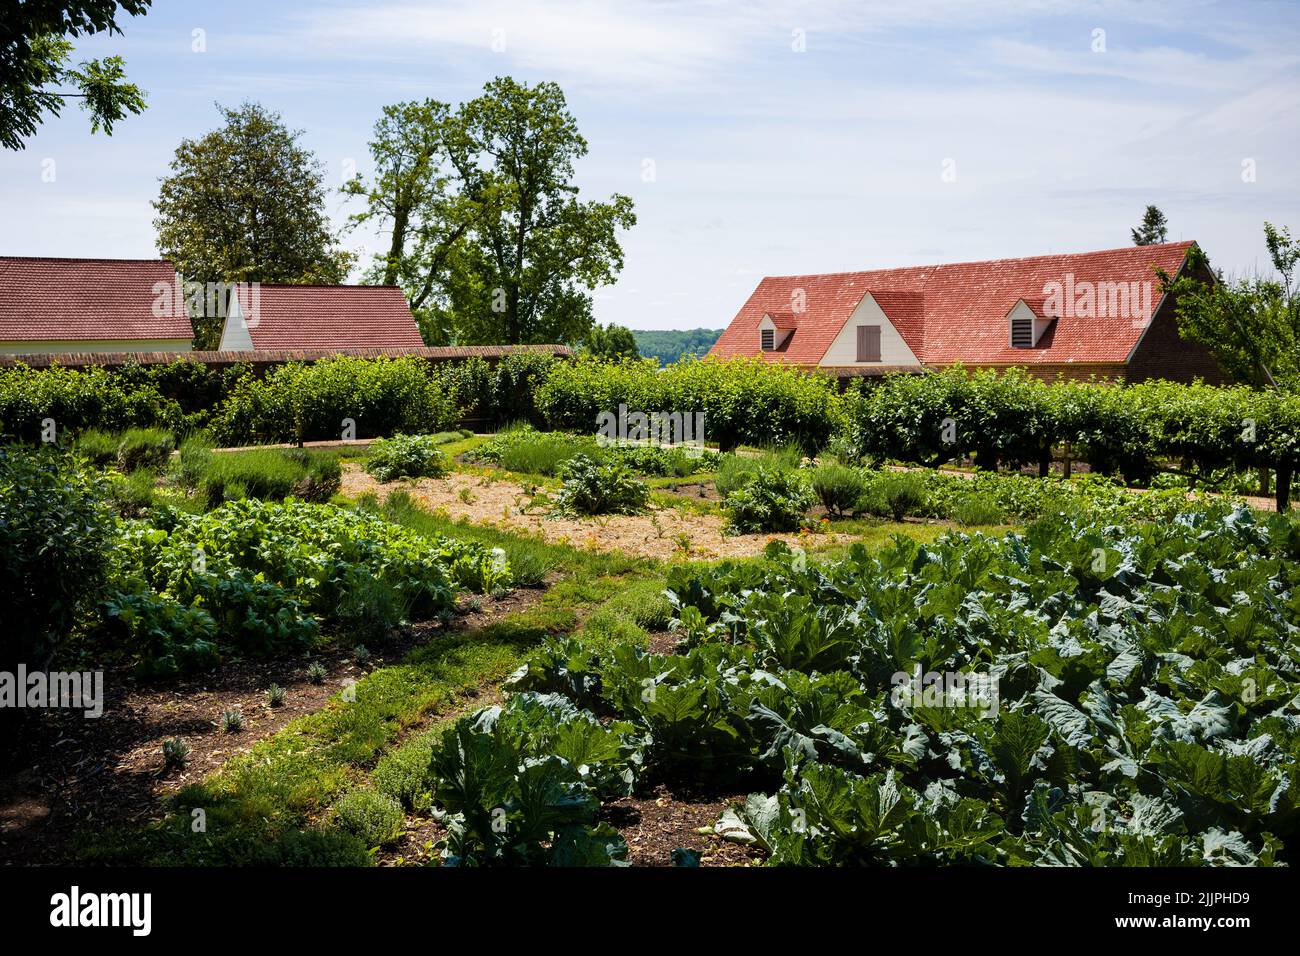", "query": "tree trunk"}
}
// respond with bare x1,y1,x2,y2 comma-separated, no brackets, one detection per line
1258,467,1271,497
1038,447,1052,478
1277,466,1292,513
